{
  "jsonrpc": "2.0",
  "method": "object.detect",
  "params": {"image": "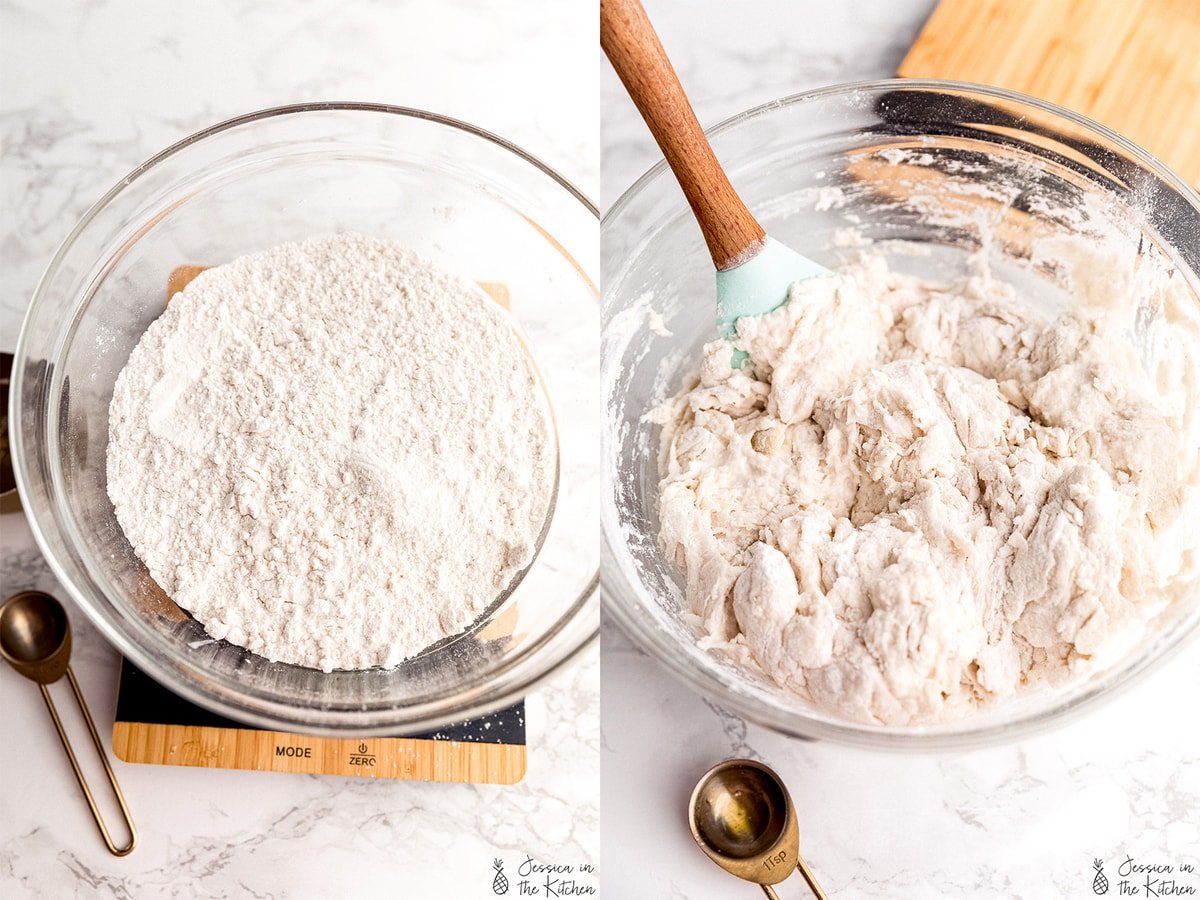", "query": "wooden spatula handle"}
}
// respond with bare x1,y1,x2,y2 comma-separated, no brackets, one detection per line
601,0,765,271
